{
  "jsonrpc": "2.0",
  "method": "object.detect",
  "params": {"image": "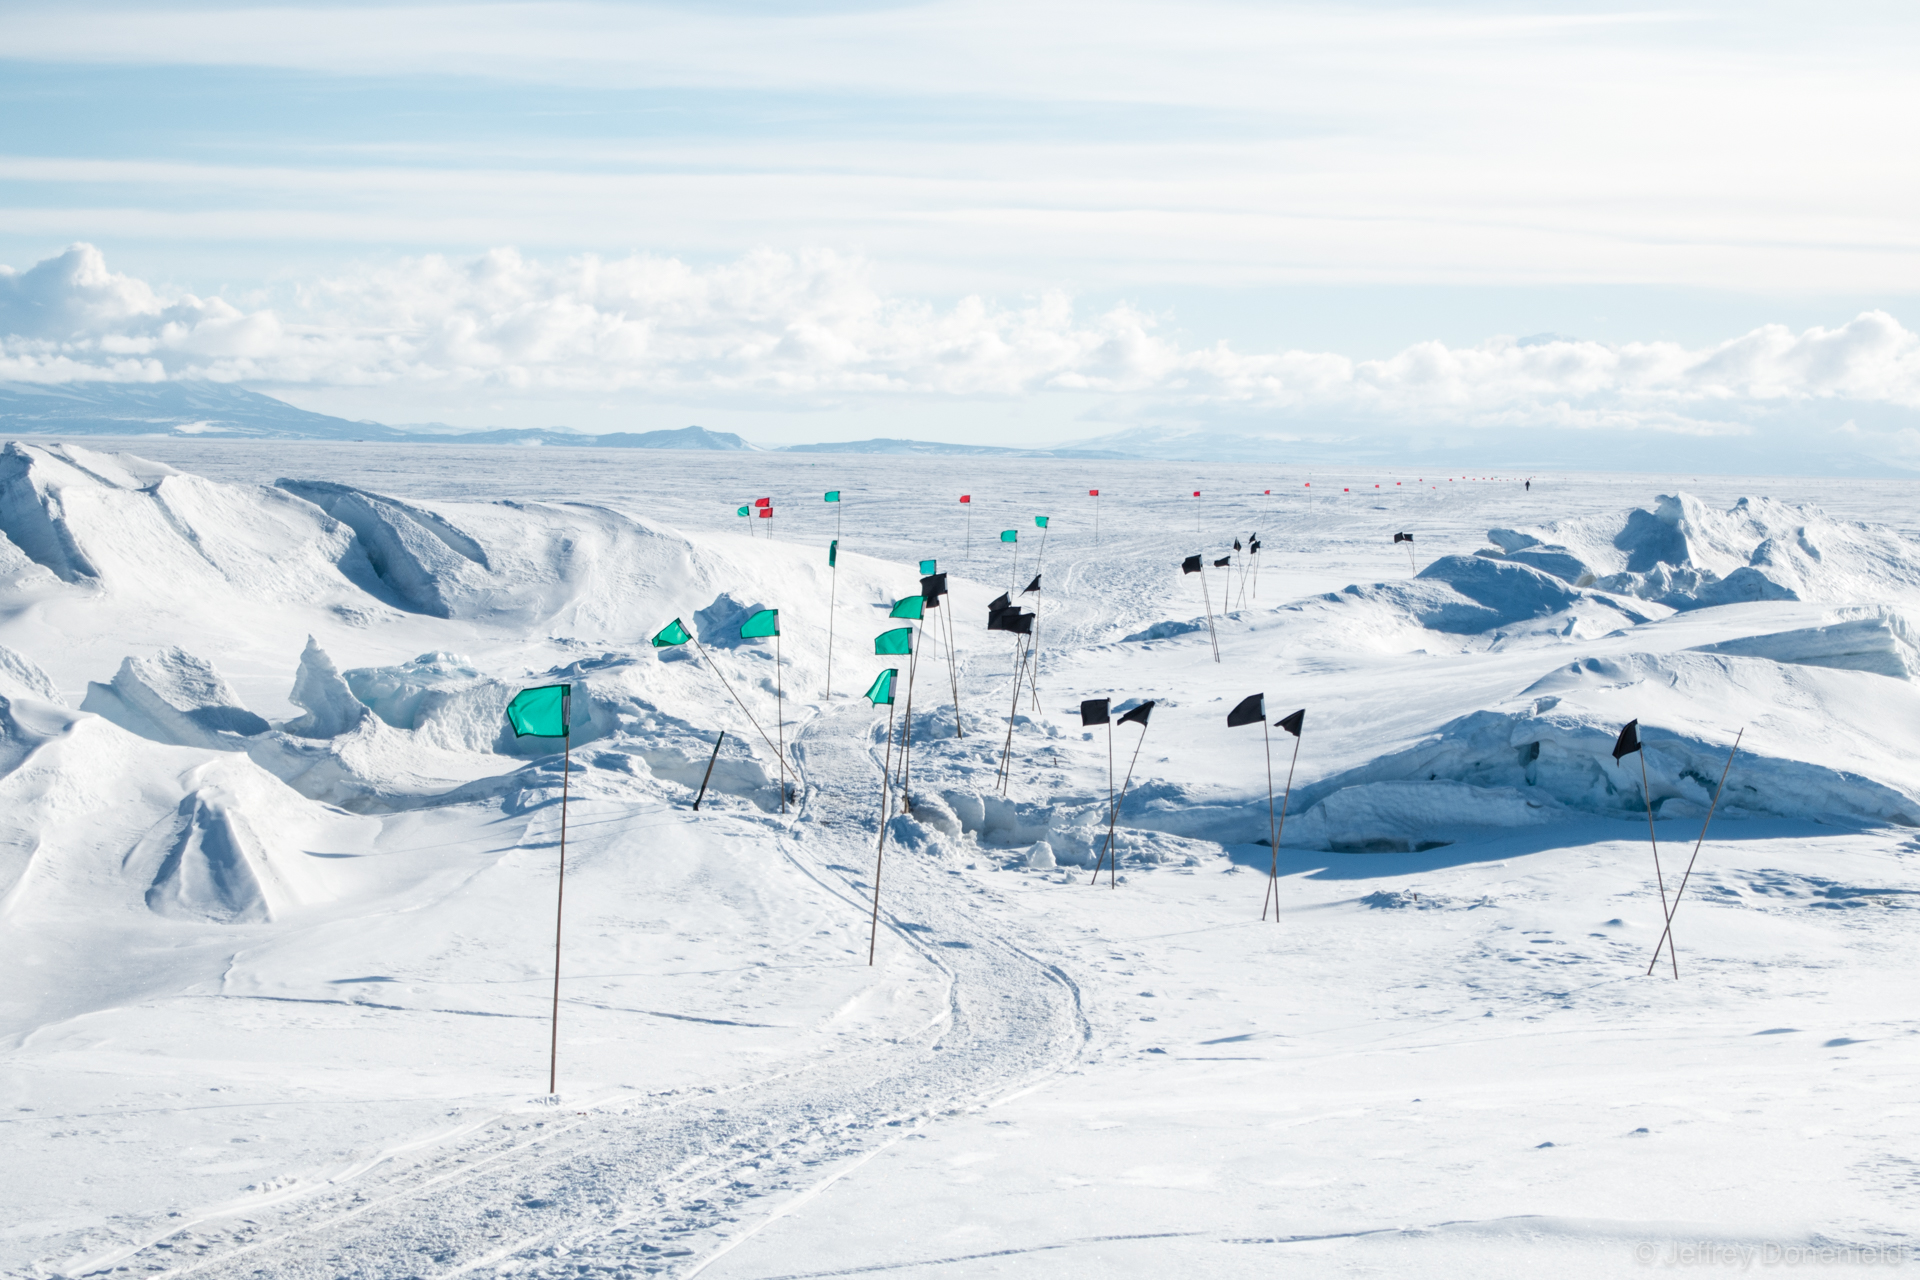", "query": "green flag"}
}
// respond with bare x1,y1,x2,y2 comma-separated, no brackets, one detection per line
506,683,569,738
736,506,749,517
875,627,913,656
919,559,936,575
740,608,779,639
1000,530,1017,543
825,490,841,502
651,618,692,647
888,595,924,620
864,668,897,705
829,539,838,567
1034,515,1049,528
